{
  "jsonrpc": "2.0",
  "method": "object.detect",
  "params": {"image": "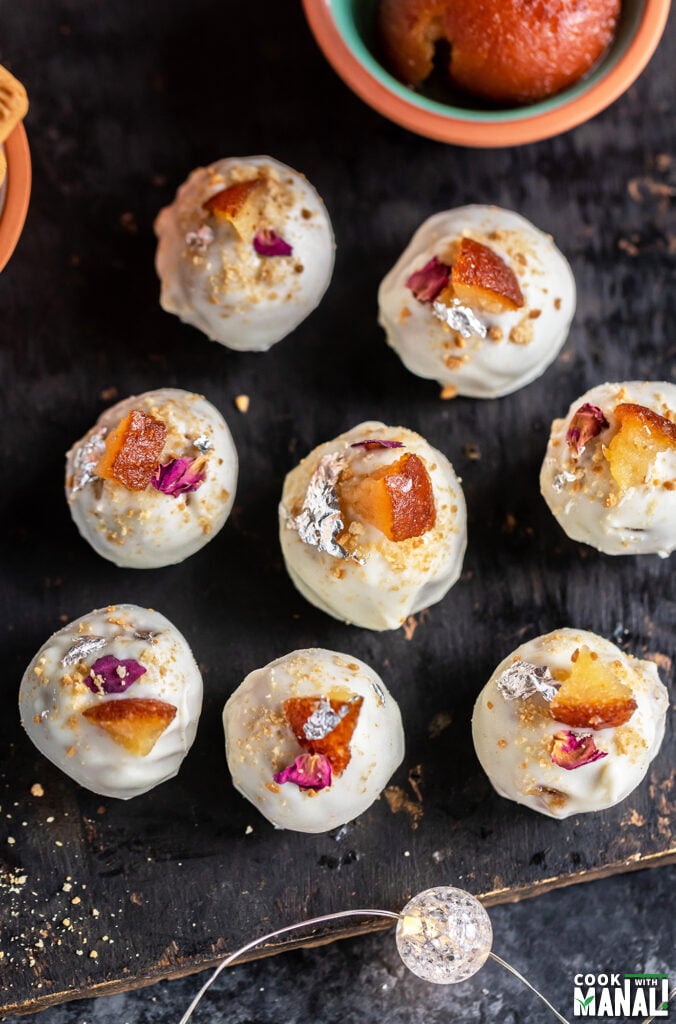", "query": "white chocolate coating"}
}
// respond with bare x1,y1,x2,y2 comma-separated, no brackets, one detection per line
19,605,203,800
472,629,668,819
540,381,676,557
66,388,238,569
223,648,405,833
154,156,335,351
279,421,467,631
378,205,576,398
